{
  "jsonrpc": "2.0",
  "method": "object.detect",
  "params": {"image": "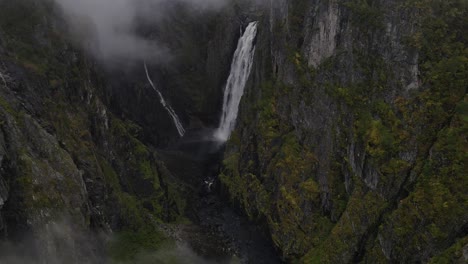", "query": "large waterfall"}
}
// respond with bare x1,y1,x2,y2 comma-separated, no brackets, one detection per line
215,22,258,142
144,63,186,137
